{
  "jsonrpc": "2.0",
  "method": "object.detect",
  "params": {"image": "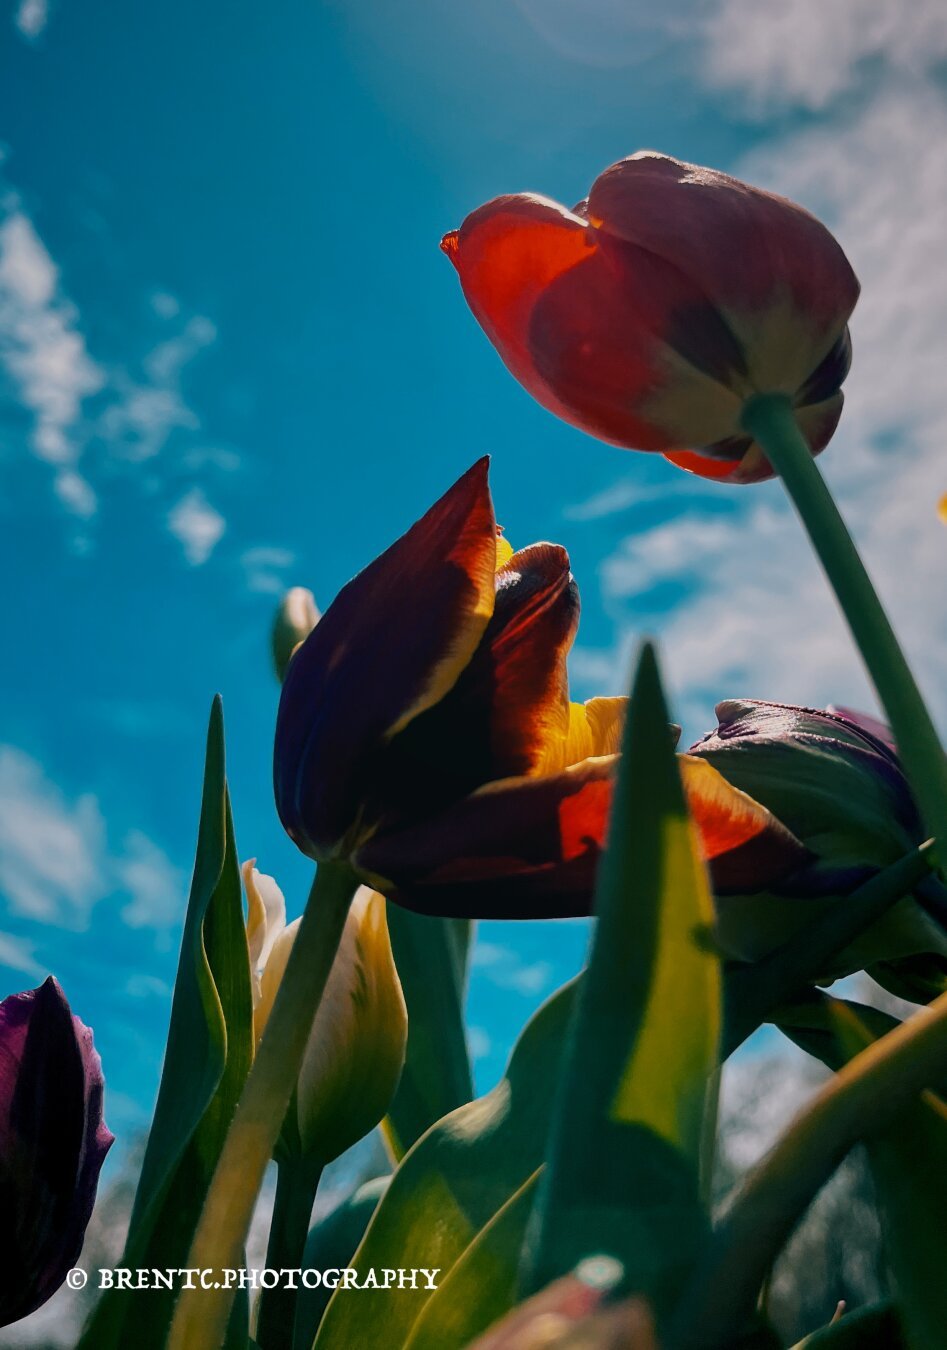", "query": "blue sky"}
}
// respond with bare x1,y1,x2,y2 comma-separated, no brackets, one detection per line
3,0,947,1155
